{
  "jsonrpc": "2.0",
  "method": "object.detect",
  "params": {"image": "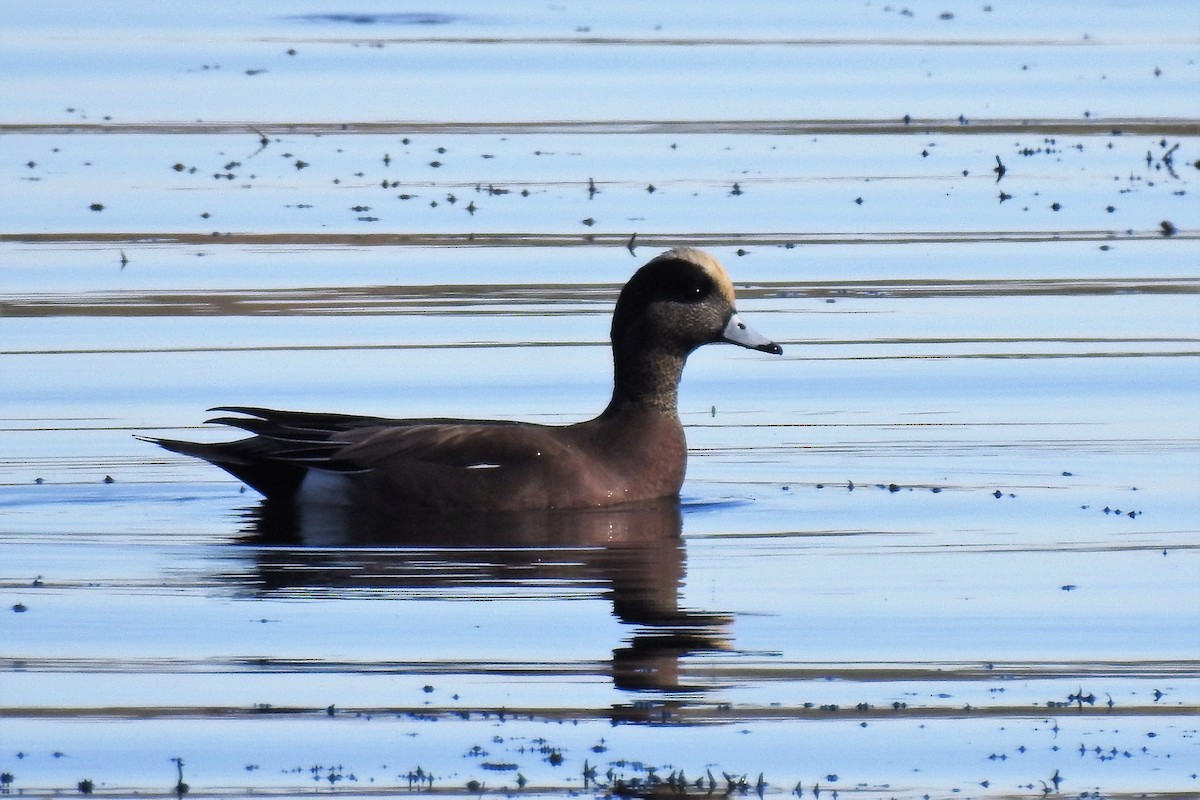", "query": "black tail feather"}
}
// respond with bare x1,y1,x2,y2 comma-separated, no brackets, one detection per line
140,433,309,498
